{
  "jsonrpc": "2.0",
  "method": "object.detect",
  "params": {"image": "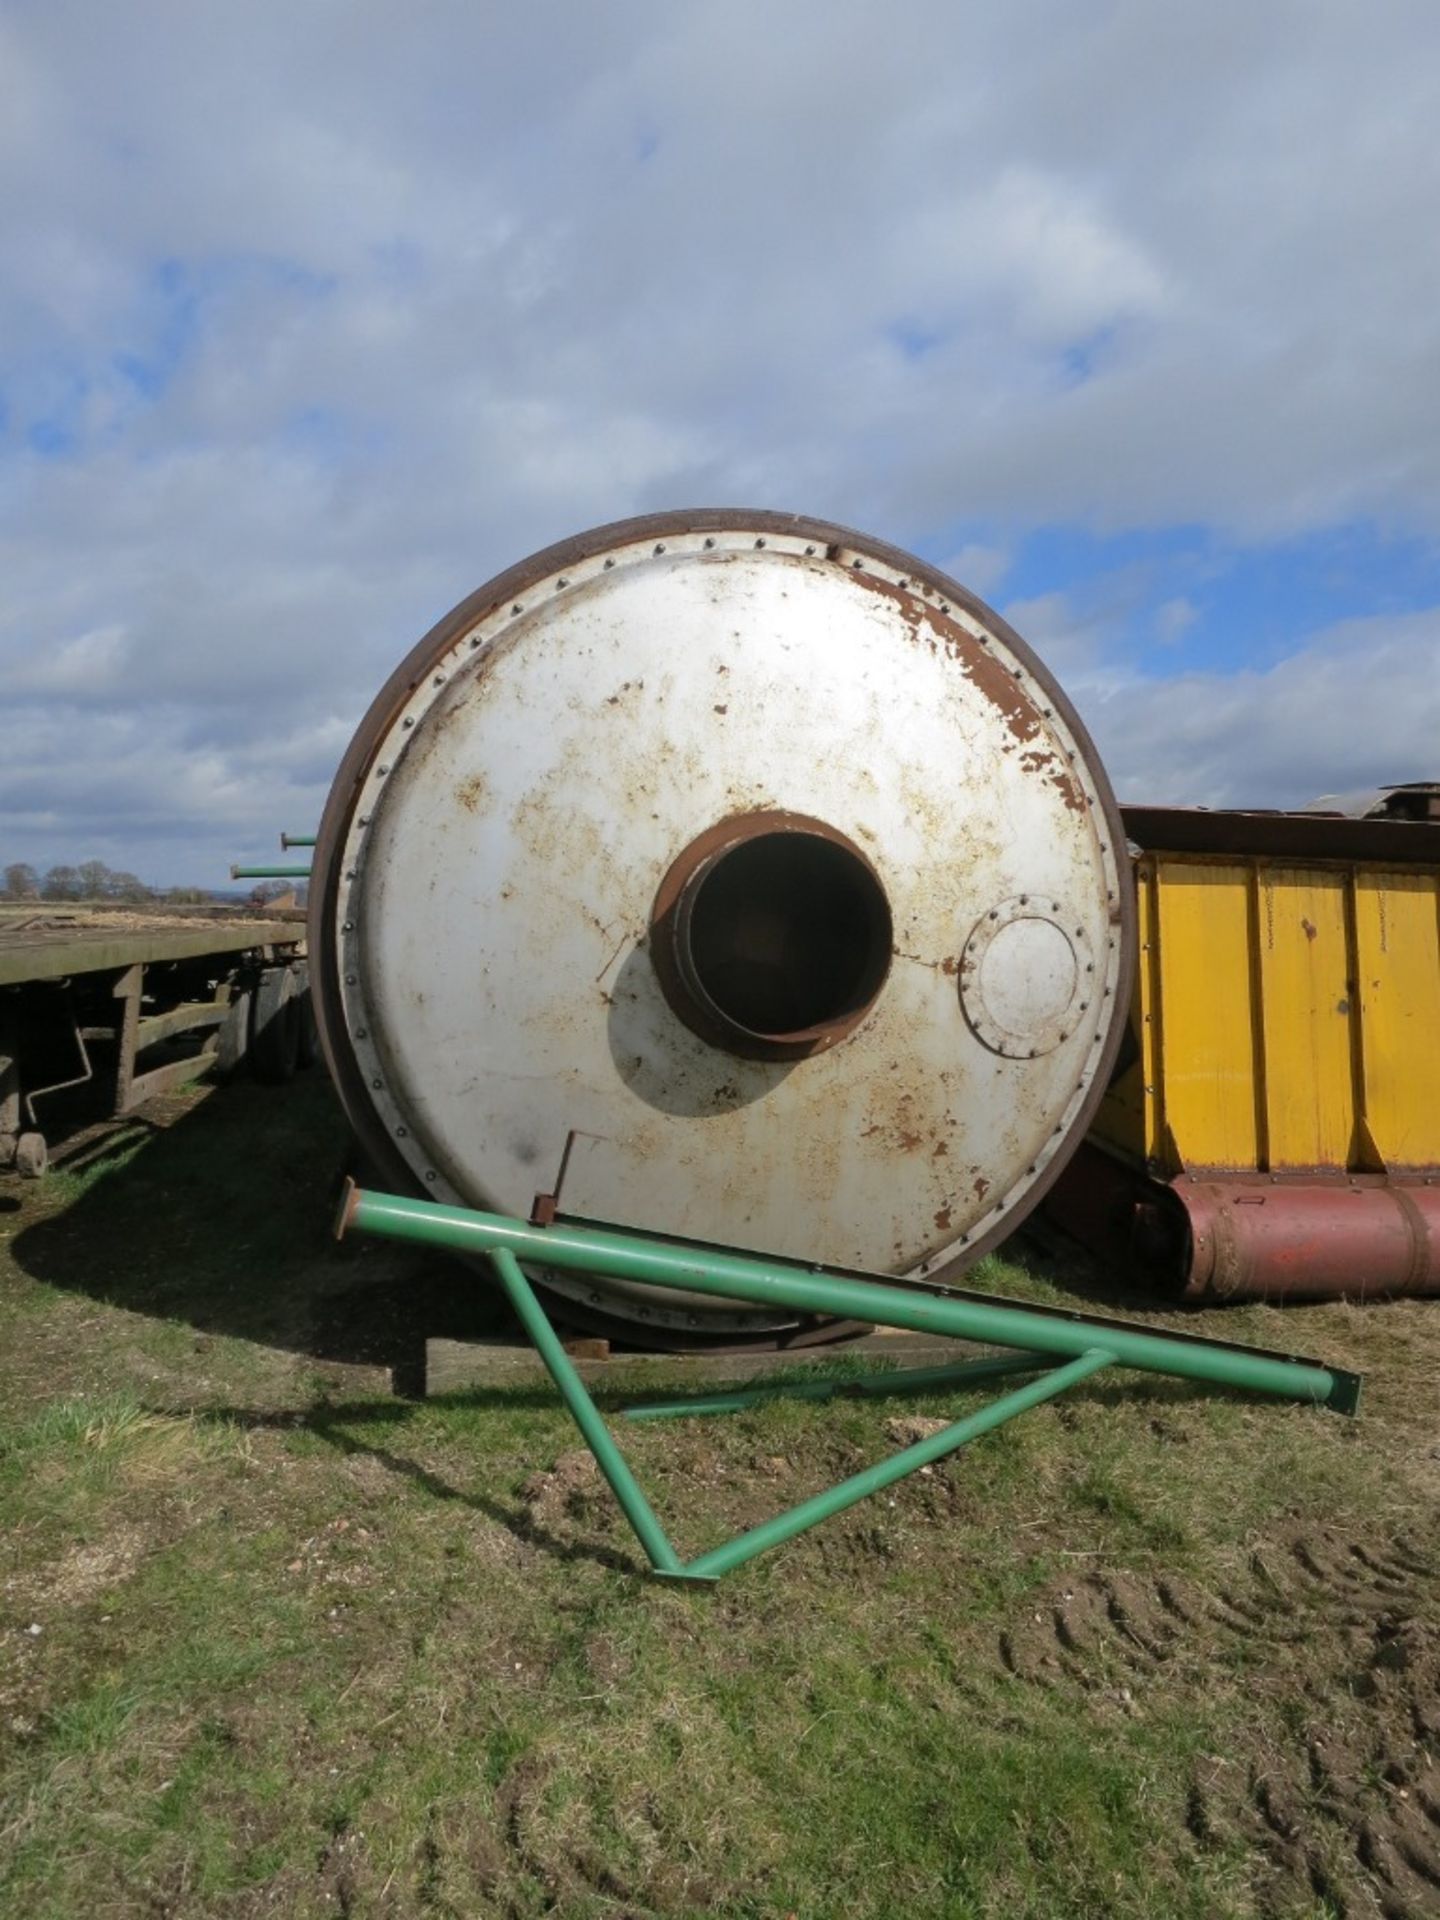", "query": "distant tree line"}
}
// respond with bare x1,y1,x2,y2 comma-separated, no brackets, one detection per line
2,860,212,906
